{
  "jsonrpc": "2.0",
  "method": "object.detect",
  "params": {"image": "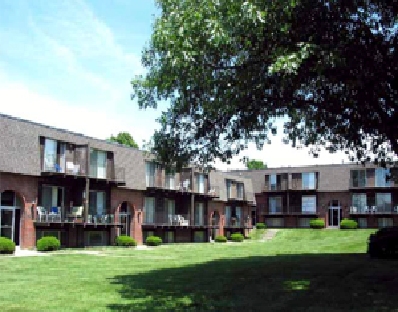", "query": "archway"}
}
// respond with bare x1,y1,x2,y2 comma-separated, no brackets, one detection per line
0,190,24,245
